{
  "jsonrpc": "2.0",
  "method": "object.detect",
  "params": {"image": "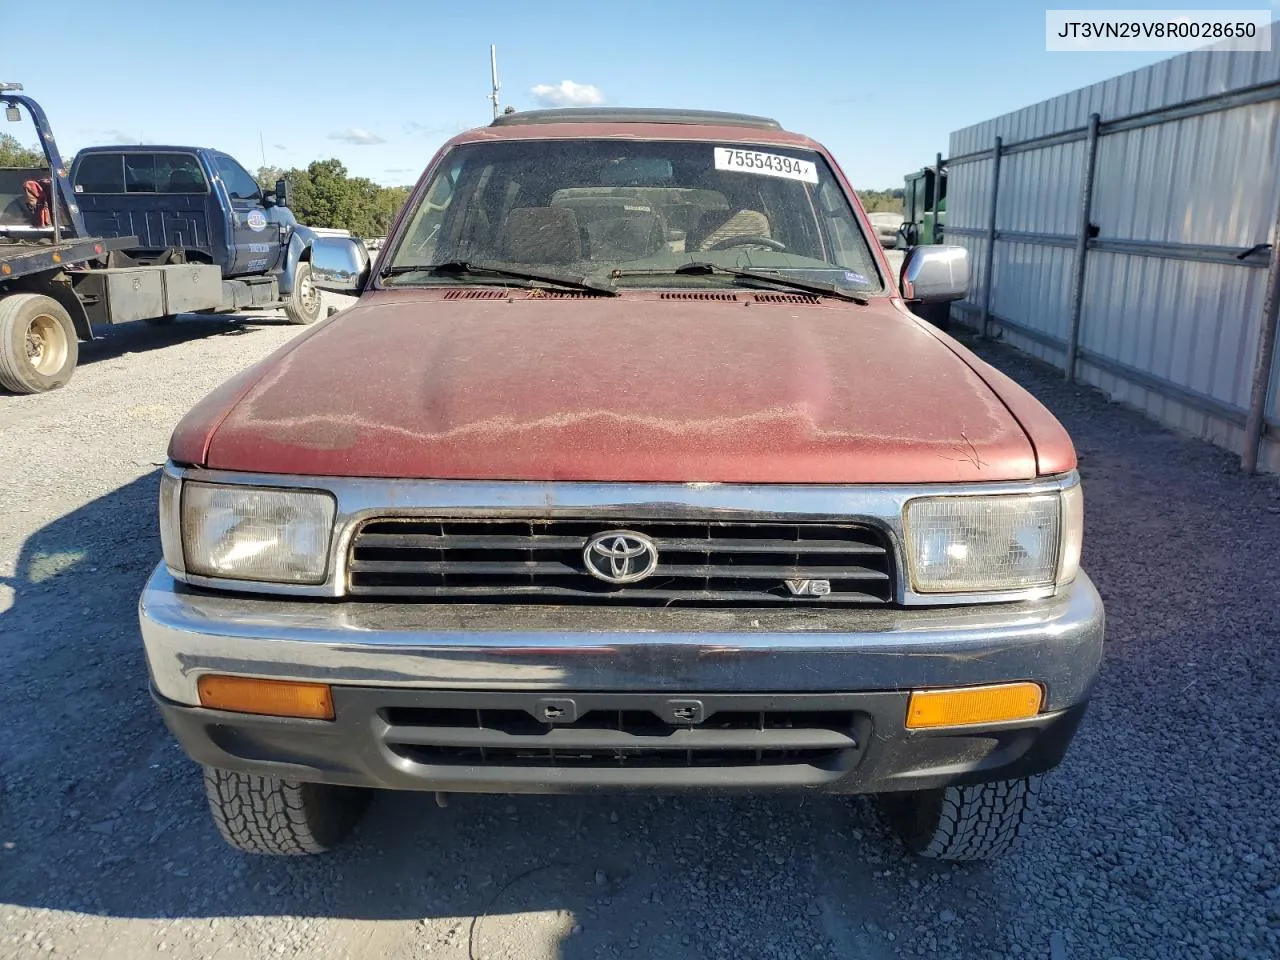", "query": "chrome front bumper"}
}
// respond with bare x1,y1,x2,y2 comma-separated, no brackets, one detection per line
138,566,1104,710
